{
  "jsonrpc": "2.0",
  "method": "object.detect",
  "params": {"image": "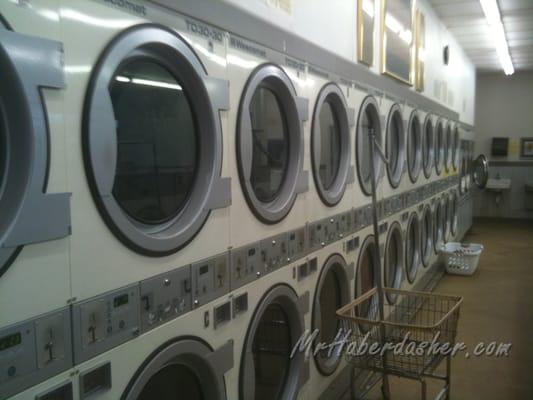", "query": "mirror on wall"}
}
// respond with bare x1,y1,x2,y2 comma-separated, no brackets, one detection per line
380,0,414,84
415,9,425,92
358,0,376,66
